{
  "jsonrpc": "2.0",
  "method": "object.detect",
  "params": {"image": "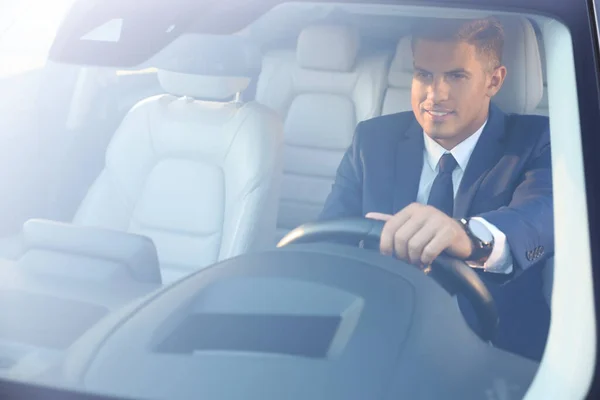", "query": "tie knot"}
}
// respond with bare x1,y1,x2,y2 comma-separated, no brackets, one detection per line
439,153,458,174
